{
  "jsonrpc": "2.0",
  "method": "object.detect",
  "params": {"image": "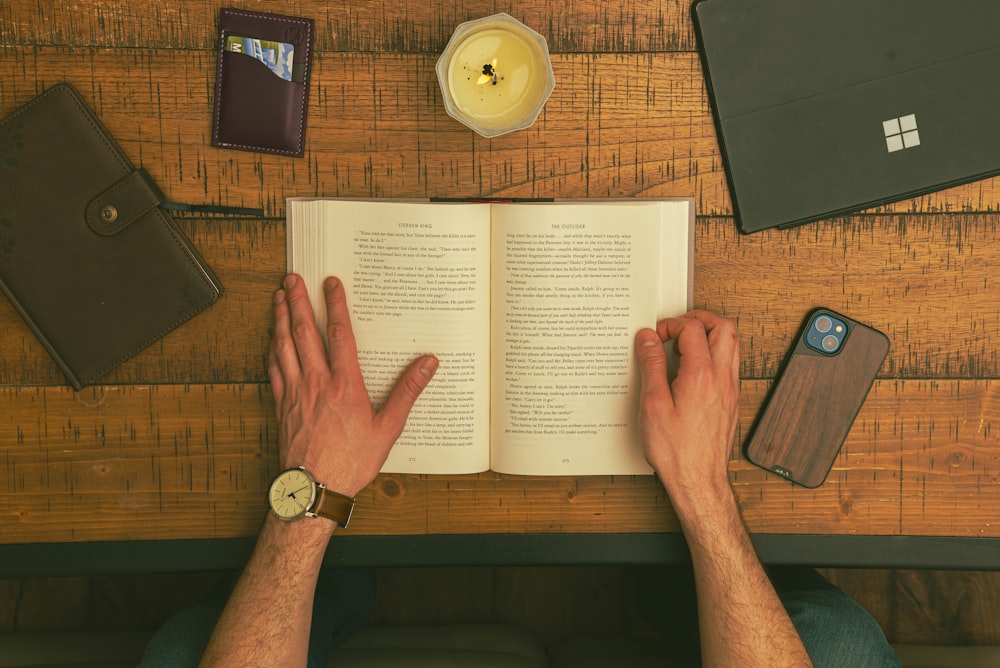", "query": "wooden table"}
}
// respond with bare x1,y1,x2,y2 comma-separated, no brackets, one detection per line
2,1,999,573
